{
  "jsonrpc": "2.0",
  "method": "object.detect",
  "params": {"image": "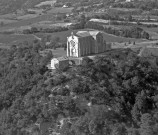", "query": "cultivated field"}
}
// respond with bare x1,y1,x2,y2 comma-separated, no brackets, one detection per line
35,0,56,7
132,15,158,20
32,21,72,29
140,27,158,39
142,27,158,33
17,14,39,20
0,14,56,32
108,8,141,15
0,19,18,25
110,8,139,12
0,7,73,32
